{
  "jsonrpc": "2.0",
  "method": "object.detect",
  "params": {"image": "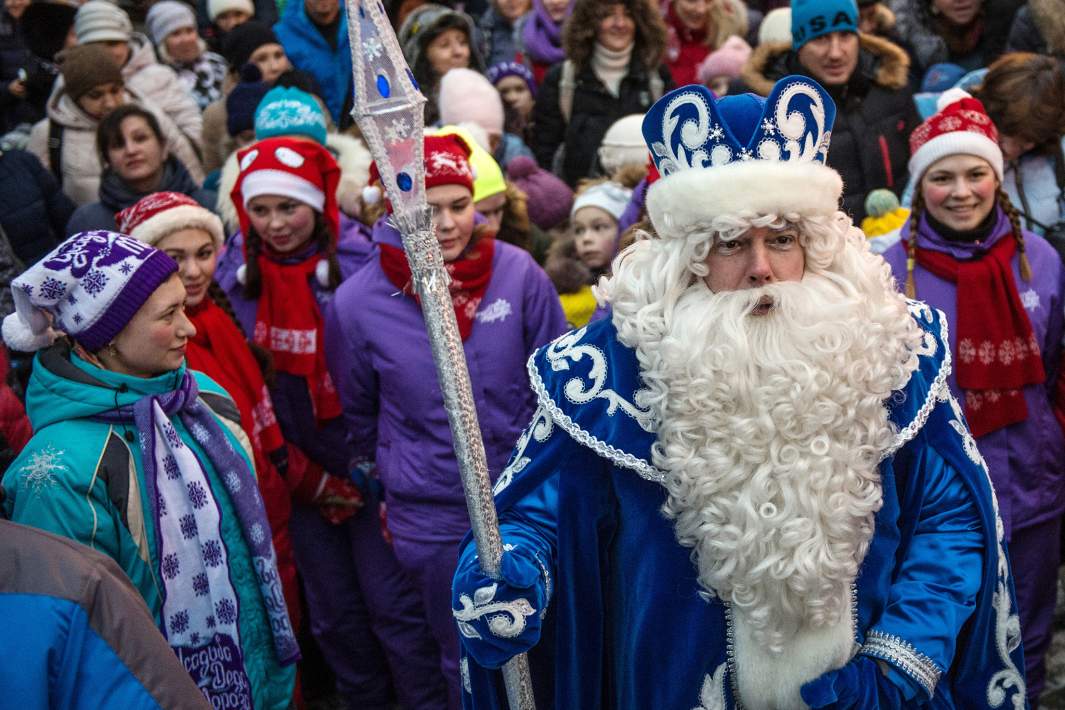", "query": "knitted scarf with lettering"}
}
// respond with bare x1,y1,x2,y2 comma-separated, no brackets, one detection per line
253,251,341,422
